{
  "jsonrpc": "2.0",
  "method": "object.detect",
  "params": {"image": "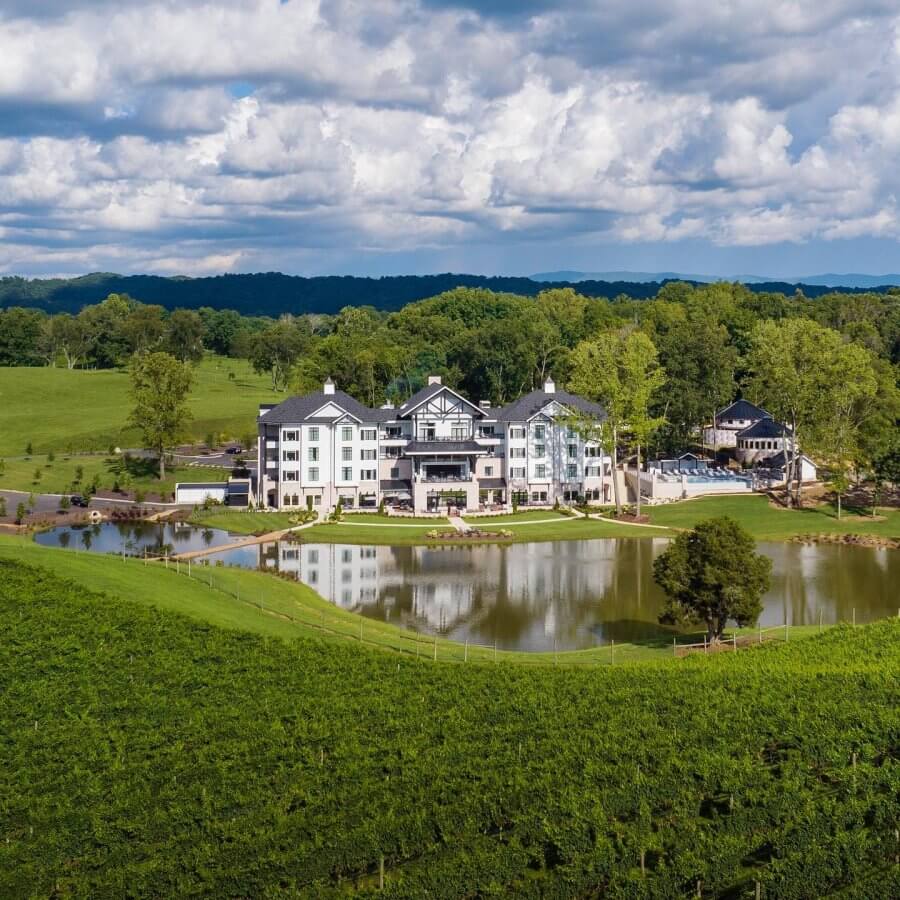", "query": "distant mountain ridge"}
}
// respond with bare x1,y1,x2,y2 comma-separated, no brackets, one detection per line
0,271,895,317
532,270,900,288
